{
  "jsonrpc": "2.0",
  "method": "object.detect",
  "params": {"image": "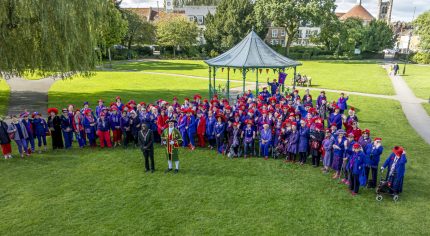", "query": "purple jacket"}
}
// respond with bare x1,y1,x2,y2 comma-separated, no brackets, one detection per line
287,130,299,154
298,126,310,153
